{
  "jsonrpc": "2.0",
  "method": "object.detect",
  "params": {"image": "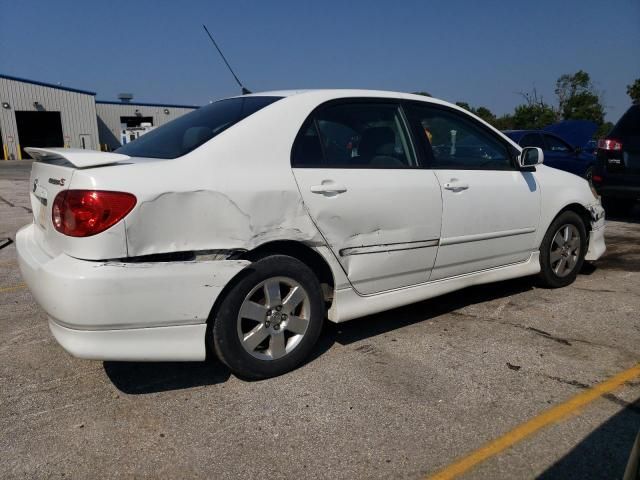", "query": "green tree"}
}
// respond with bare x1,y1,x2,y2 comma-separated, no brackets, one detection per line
512,103,556,129
413,91,432,97
493,114,515,130
555,70,605,124
454,102,496,124
596,121,614,139
510,88,557,129
627,78,640,104
474,106,496,124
